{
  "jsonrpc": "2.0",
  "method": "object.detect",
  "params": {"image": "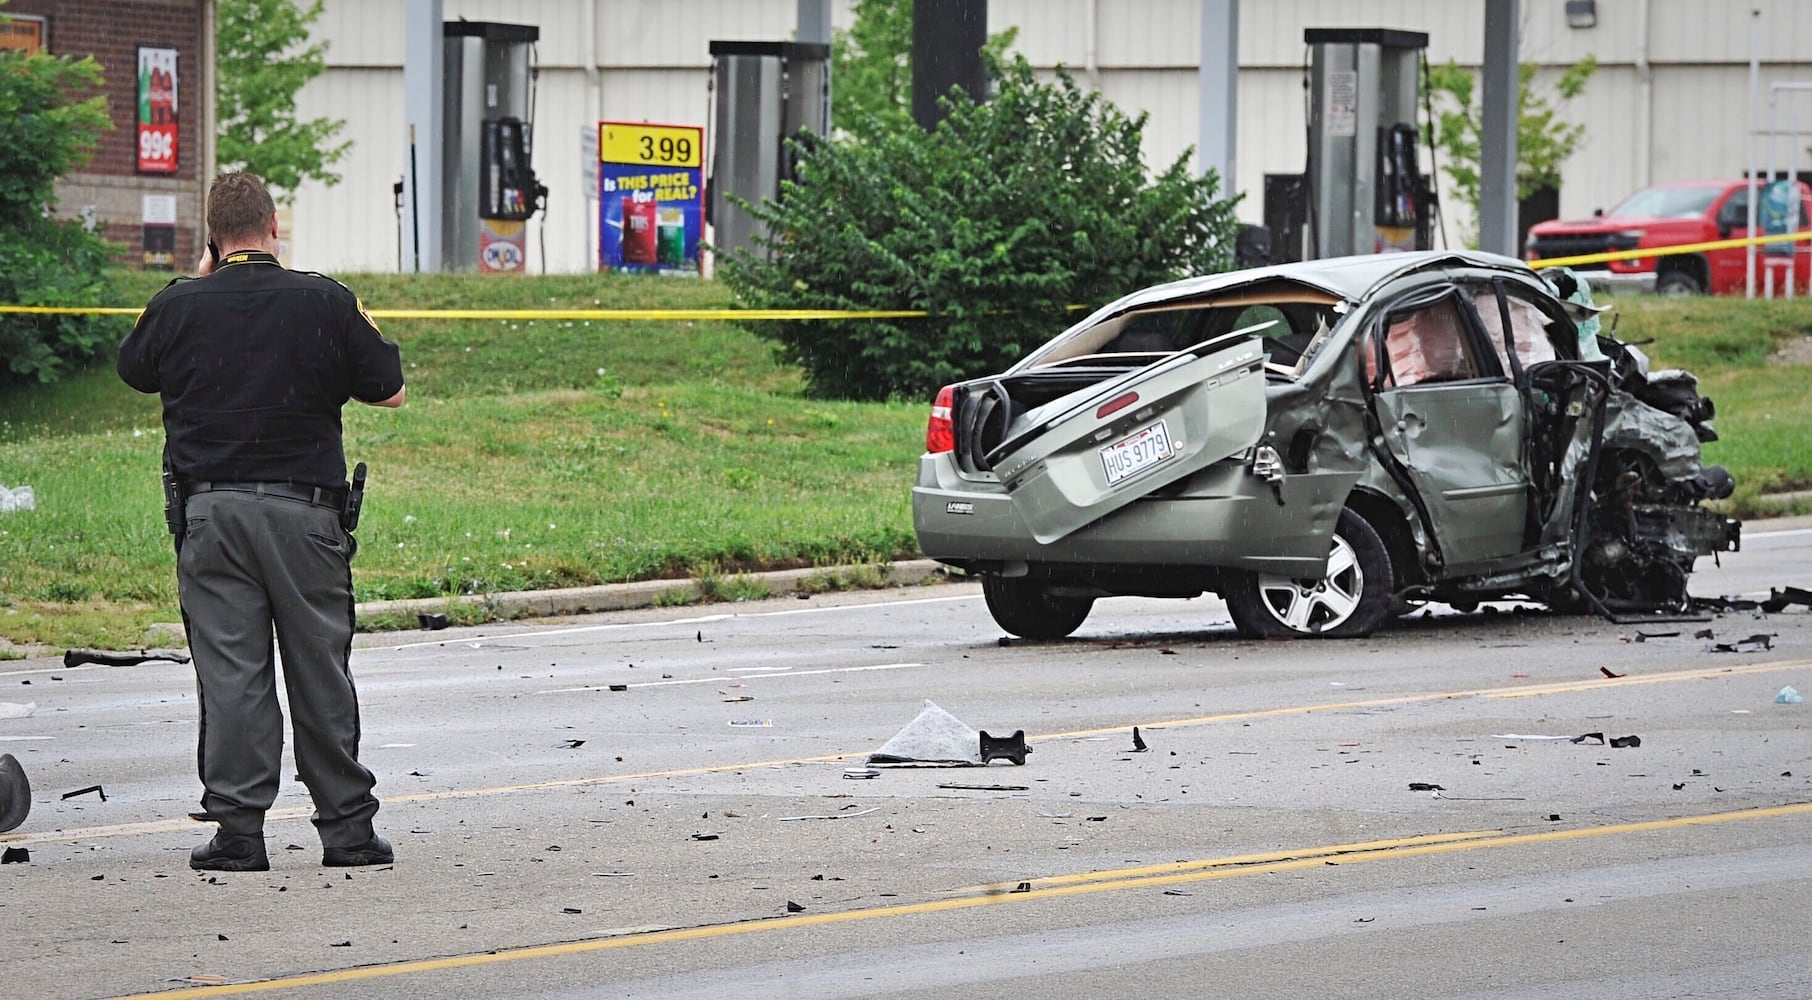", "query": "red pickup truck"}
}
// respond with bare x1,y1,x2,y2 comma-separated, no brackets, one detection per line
1524,179,1812,295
